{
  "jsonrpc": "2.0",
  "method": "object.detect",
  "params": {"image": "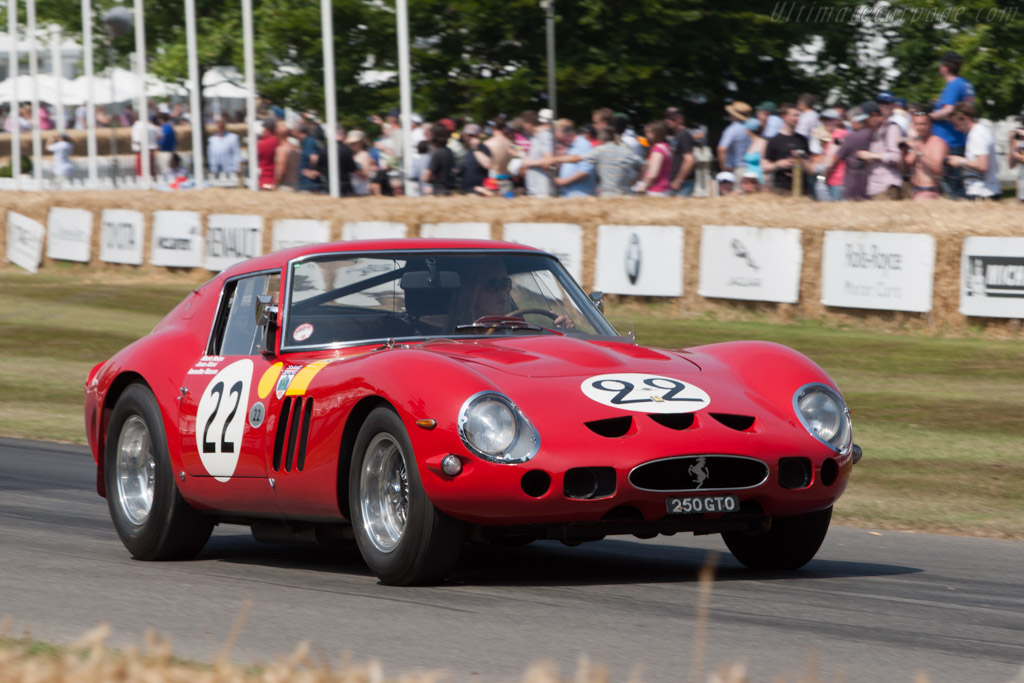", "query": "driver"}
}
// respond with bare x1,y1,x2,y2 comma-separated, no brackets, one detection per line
453,257,576,330
455,258,512,323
